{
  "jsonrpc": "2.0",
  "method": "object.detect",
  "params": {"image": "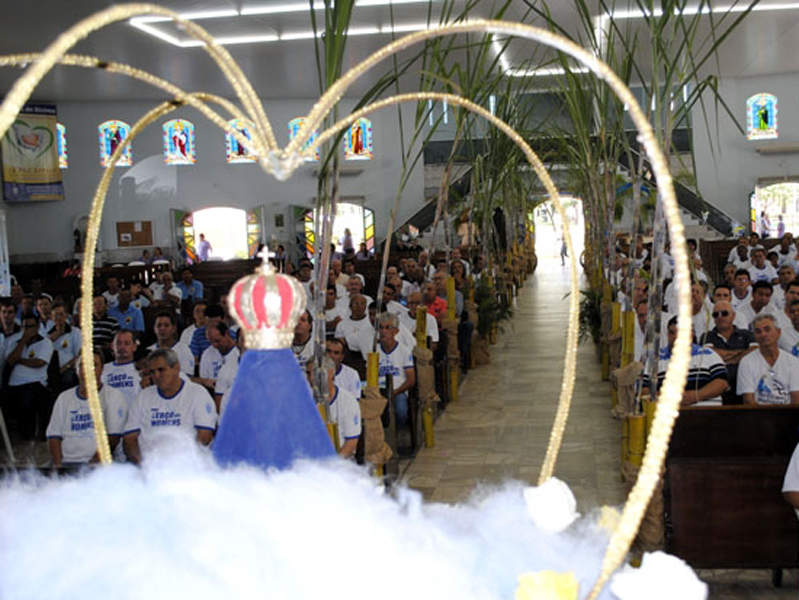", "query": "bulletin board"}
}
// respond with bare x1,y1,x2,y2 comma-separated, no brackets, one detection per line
116,220,153,247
